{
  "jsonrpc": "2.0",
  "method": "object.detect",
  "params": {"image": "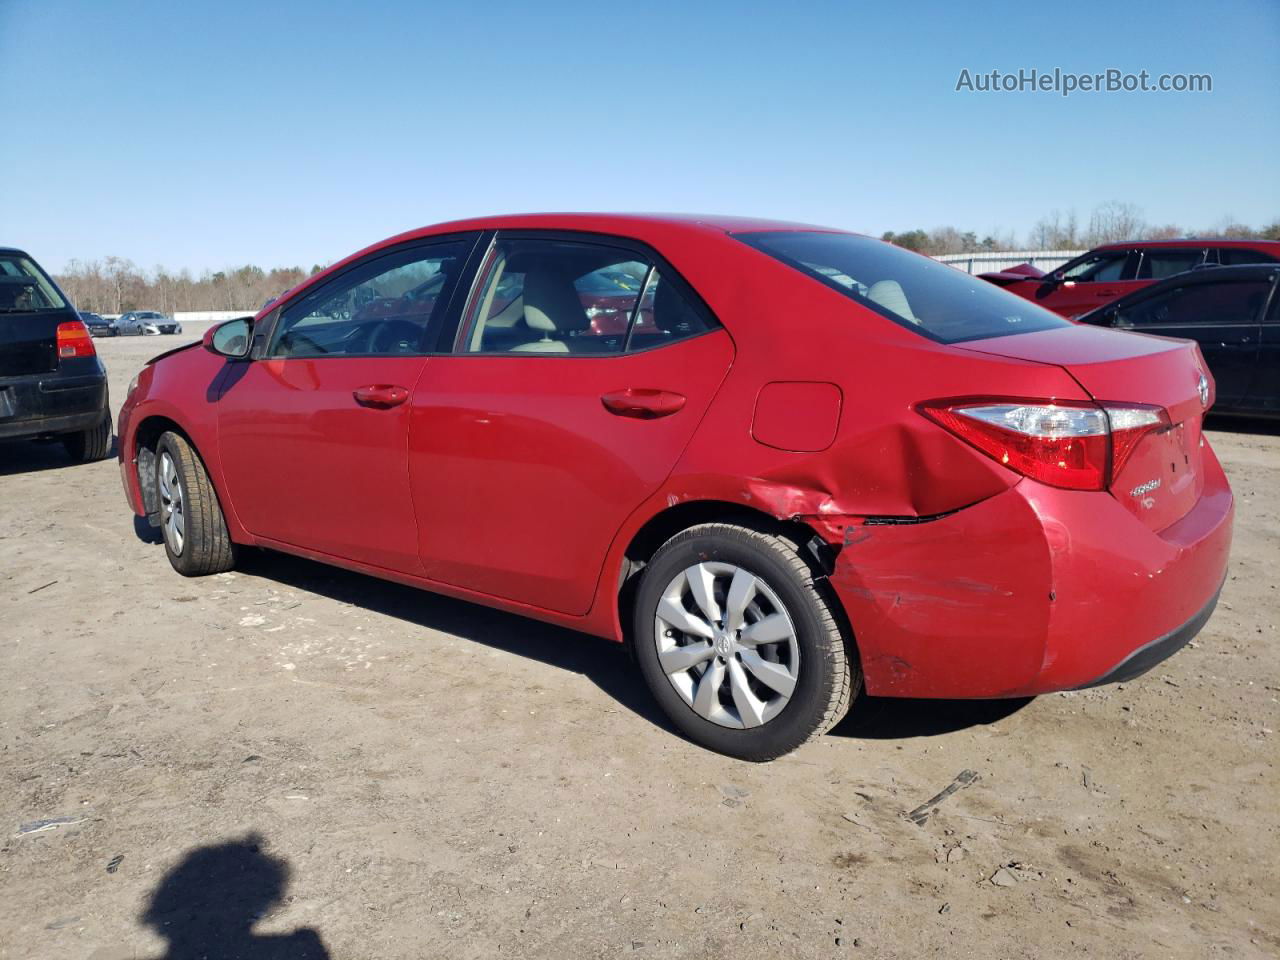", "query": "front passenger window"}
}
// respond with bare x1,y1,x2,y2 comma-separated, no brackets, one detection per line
1117,281,1272,327
1062,252,1129,283
270,241,469,358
